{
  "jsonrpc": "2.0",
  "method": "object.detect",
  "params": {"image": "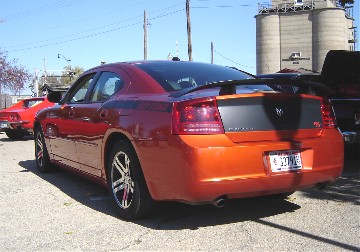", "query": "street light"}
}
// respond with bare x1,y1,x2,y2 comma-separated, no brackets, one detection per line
57,54,73,81
57,54,71,64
